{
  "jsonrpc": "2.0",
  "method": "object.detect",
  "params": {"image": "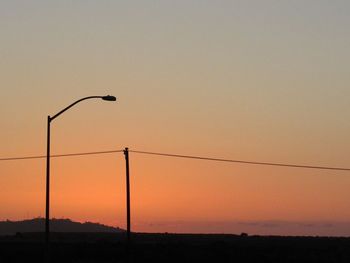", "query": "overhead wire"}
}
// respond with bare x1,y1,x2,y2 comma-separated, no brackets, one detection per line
0,150,124,161
1,148,350,172
129,150,350,172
